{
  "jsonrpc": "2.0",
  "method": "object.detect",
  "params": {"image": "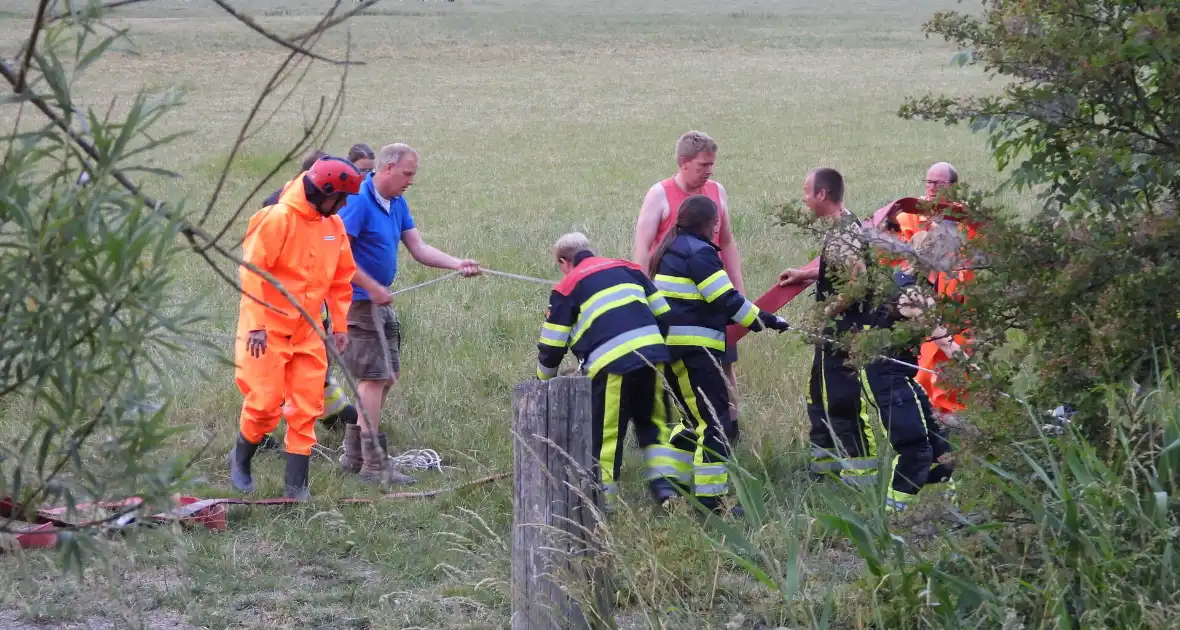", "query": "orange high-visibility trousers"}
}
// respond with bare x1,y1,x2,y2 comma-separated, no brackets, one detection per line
235,324,327,456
